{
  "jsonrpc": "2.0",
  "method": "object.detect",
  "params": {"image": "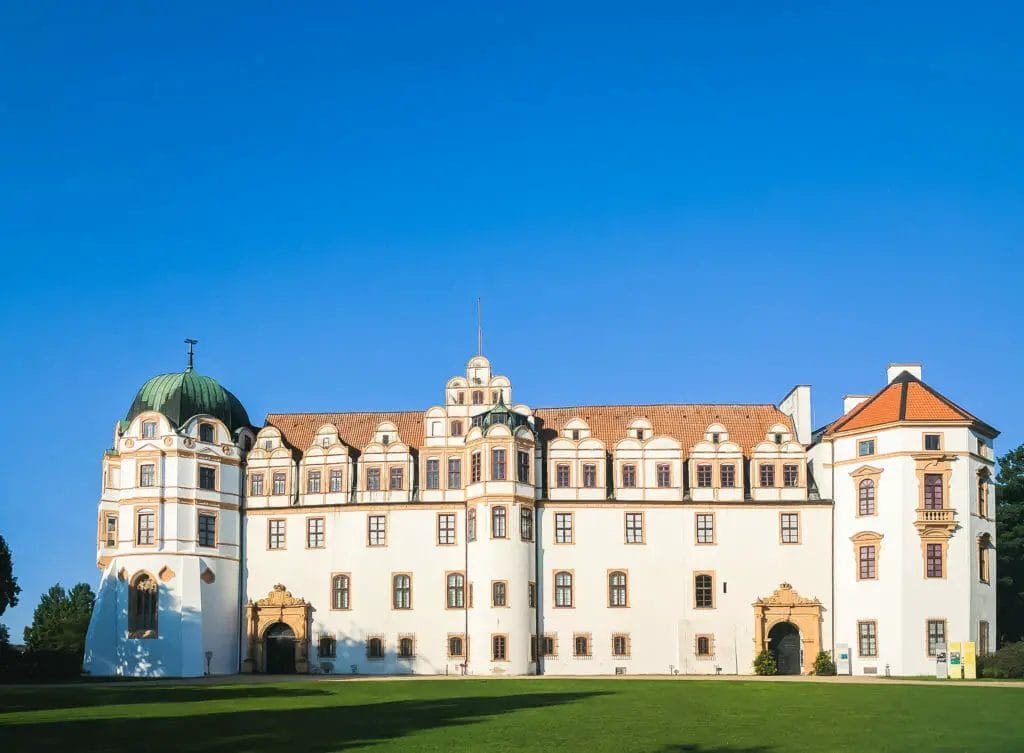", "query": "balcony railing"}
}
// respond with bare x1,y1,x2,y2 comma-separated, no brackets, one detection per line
916,508,955,523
